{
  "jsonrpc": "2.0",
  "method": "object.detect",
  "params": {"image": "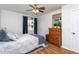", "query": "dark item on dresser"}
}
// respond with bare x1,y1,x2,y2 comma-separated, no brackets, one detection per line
46,34,49,41
48,28,62,47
